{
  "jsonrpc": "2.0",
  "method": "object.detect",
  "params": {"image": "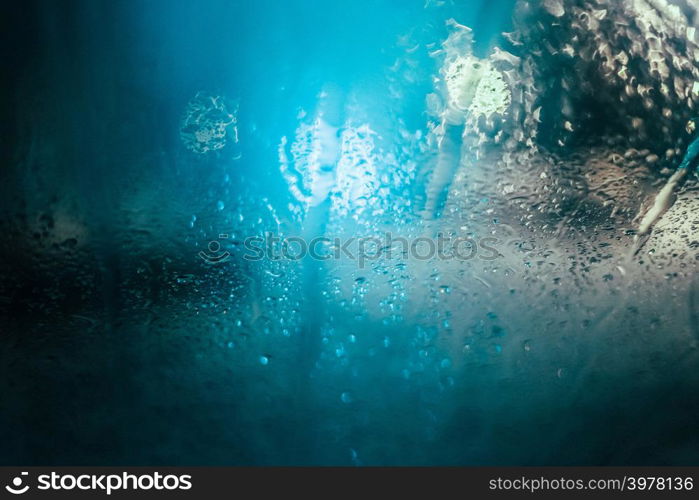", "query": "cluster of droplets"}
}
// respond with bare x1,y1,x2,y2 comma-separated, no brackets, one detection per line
426,18,537,159
180,92,237,154
184,187,306,355
331,124,380,219
281,117,421,227
507,0,699,156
